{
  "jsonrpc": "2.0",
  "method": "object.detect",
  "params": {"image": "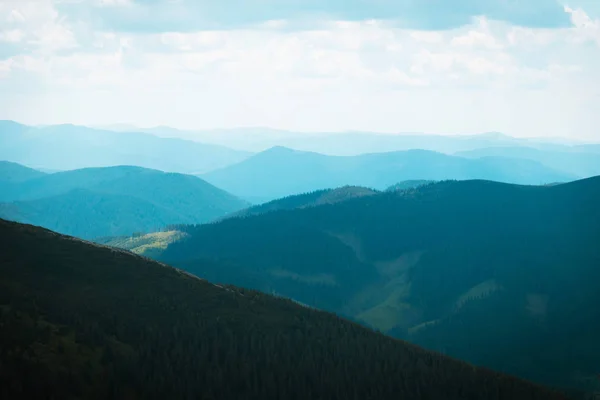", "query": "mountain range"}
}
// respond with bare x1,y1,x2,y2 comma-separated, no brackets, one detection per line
0,218,574,399
0,161,47,182
2,118,599,398
0,120,251,174
201,146,575,202
456,146,600,178
0,164,247,239
125,177,600,393
2,121,597,202
92,124,594,154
